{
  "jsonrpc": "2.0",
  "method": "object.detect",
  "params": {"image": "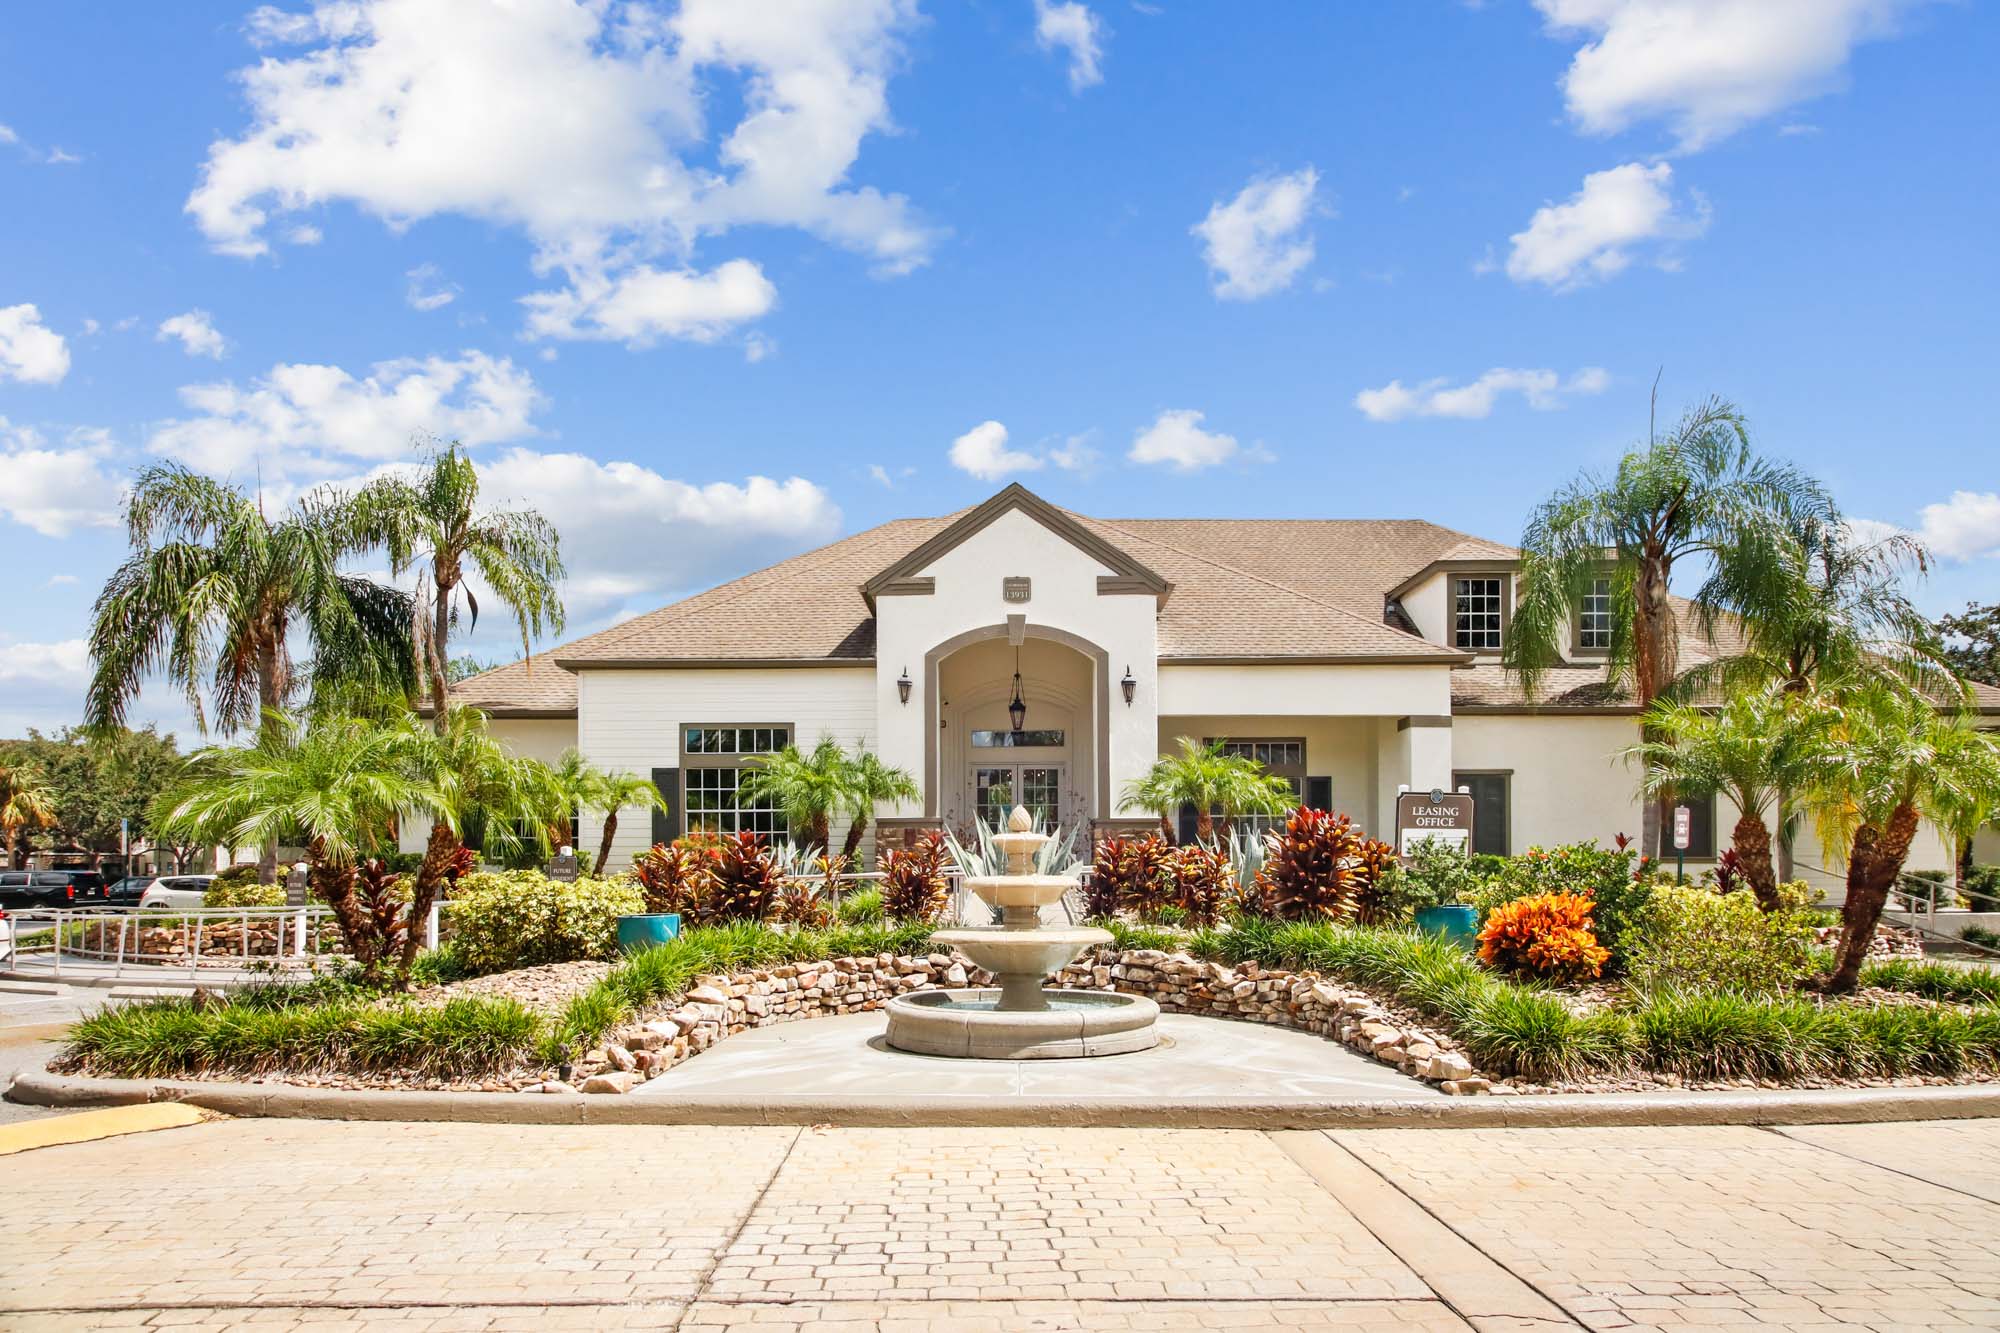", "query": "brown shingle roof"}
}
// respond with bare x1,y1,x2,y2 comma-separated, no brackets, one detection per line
454,488,2000,717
